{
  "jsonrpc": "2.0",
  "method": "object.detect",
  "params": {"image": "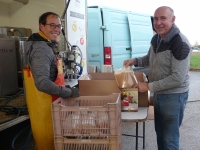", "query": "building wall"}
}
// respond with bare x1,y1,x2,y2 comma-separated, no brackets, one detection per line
0,0,65,34
0,2,10,26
